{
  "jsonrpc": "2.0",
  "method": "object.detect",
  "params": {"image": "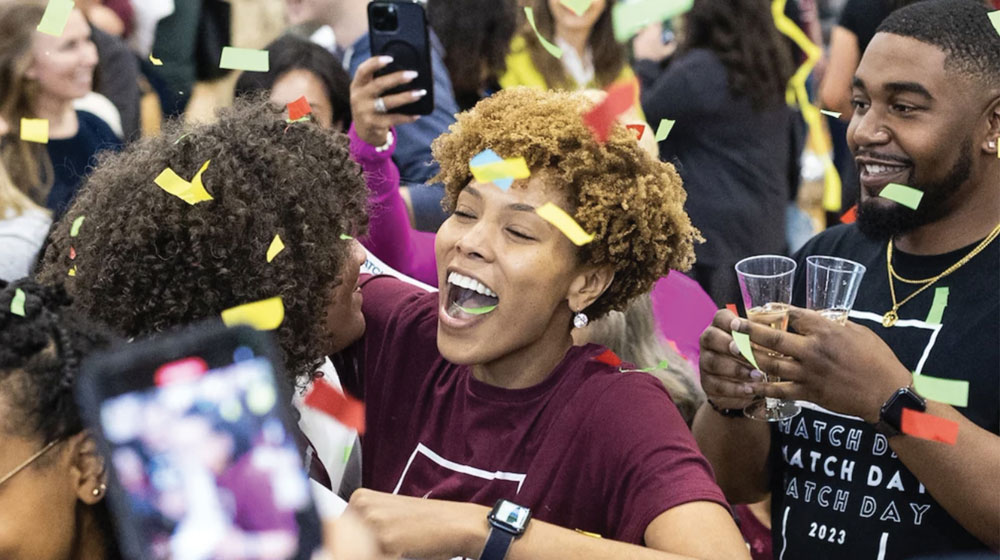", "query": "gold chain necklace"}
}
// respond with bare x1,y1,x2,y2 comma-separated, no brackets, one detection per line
882,223,1000,328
